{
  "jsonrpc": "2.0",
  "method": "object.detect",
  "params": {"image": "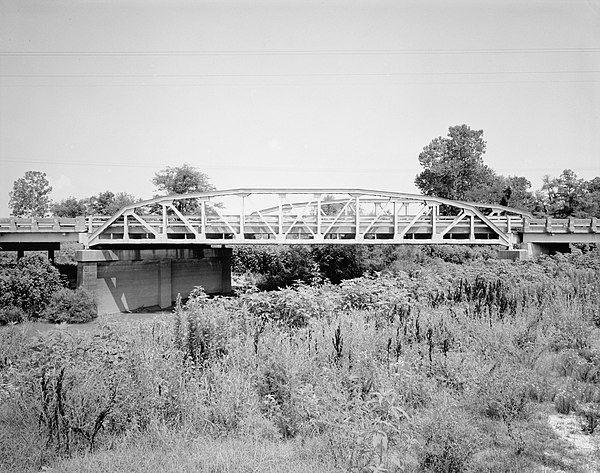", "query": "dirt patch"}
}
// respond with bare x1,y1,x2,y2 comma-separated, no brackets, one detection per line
548,413,600,472
2,310,174,338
